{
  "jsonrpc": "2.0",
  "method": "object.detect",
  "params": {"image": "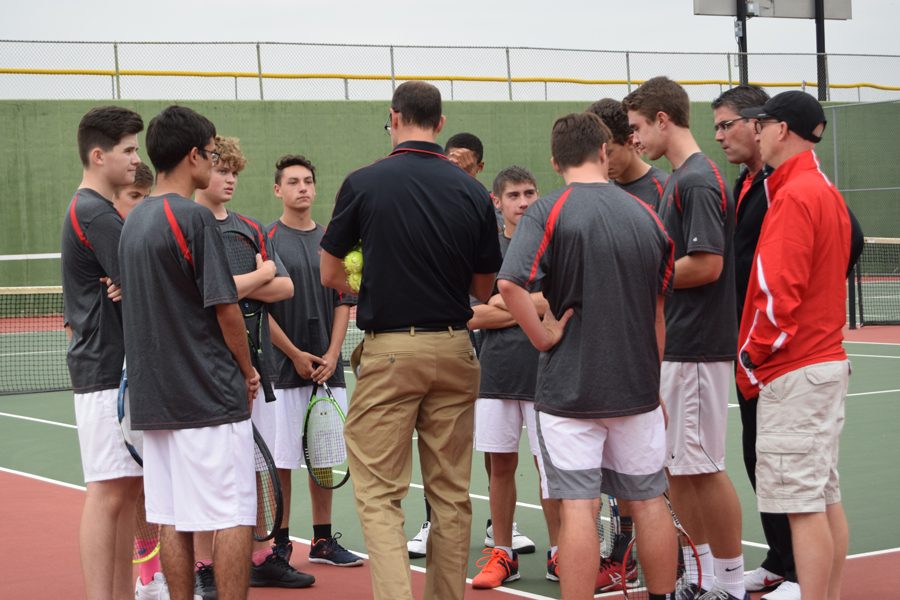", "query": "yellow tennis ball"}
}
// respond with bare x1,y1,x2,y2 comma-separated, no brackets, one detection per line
343,249,363,274
348,272,362,293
